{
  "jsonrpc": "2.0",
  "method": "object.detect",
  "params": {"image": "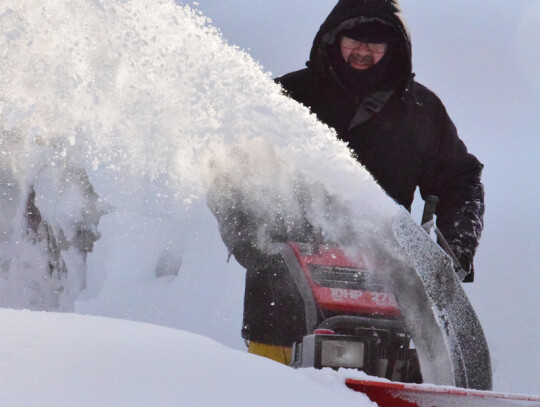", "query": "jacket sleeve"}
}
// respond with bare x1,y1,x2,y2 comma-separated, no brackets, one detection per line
419,98,485,282
206,173,357,271
205,176,270,271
